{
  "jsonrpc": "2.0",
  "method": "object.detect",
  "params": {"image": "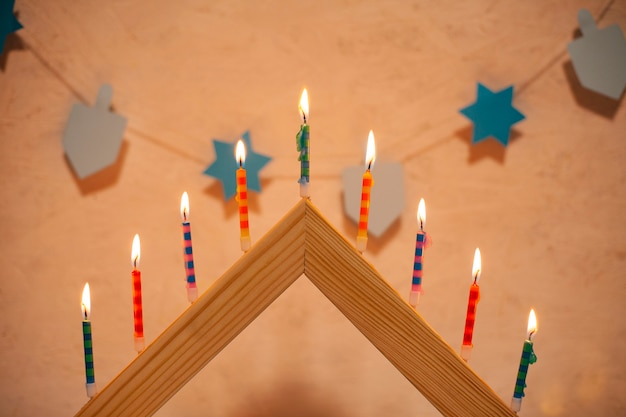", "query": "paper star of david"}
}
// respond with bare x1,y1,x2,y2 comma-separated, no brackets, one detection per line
203,131,271,200
0,0,23,55
460,83,525,147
